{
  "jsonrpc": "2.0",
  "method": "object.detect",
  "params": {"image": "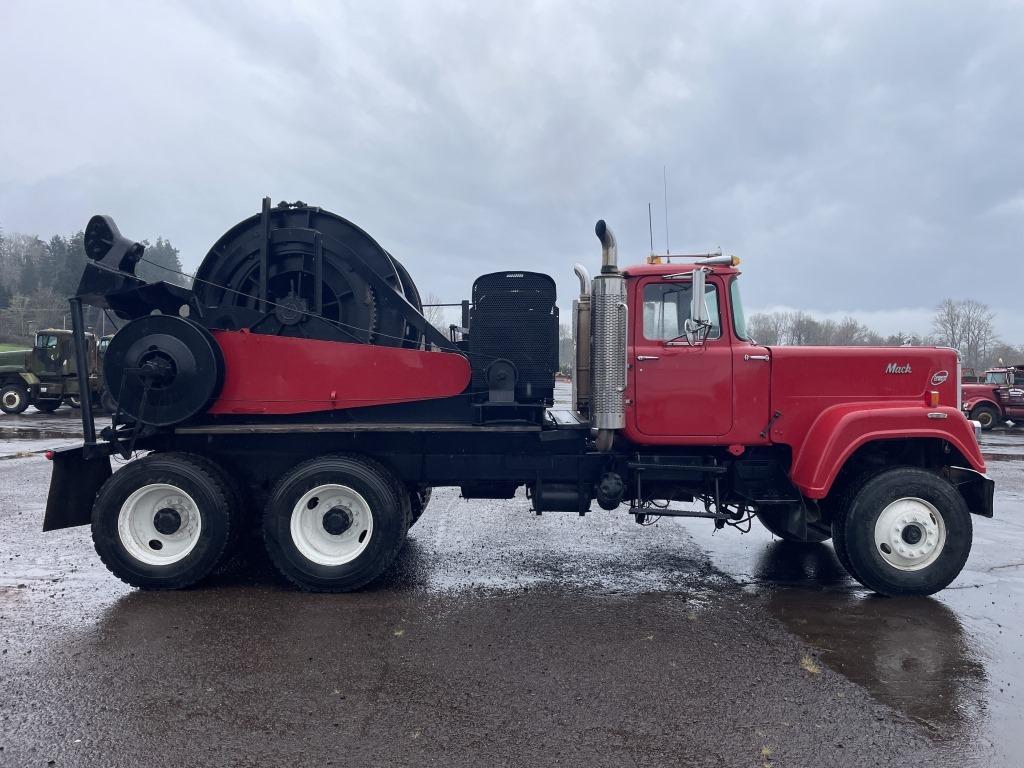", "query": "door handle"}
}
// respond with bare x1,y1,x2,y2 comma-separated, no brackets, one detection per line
636,355,660,361
744,354,770,362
